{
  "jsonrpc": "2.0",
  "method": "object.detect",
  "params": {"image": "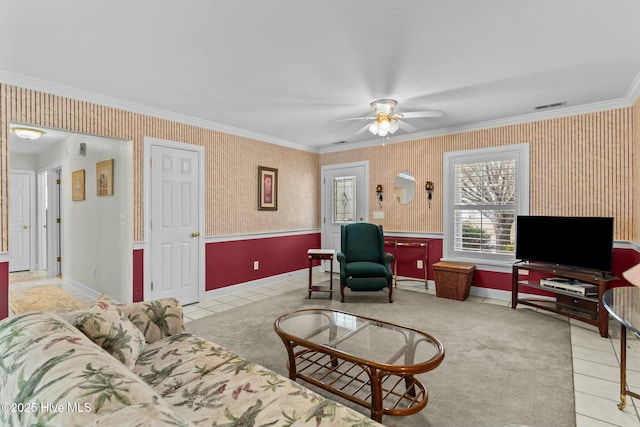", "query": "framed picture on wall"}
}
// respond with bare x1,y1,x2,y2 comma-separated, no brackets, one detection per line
258,166,278,211
96,159,114,196
72,169,85,201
